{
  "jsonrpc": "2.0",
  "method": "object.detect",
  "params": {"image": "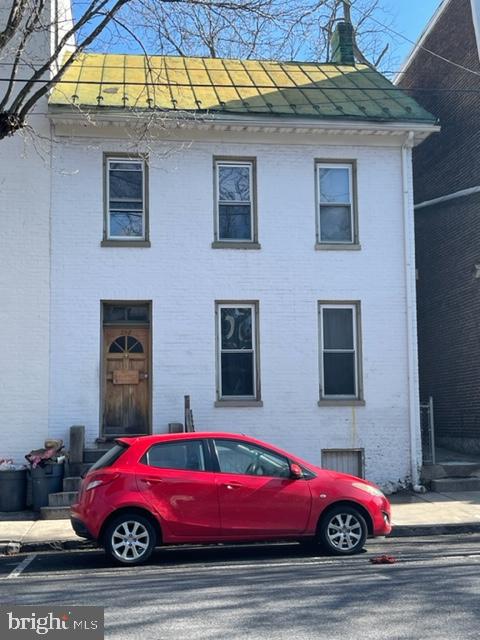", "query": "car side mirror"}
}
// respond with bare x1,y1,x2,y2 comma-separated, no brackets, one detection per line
290,463,303,479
